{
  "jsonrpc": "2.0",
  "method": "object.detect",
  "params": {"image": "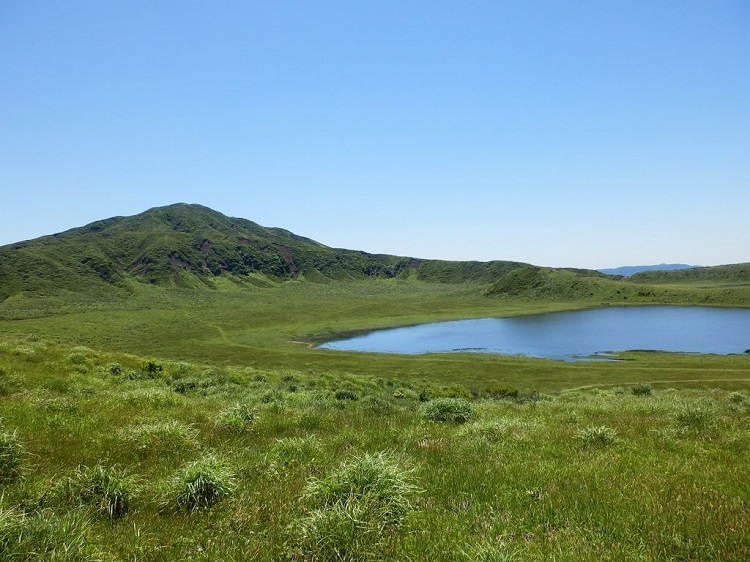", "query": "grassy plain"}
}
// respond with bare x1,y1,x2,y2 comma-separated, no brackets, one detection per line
1,278,750,560
1,279,749,392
